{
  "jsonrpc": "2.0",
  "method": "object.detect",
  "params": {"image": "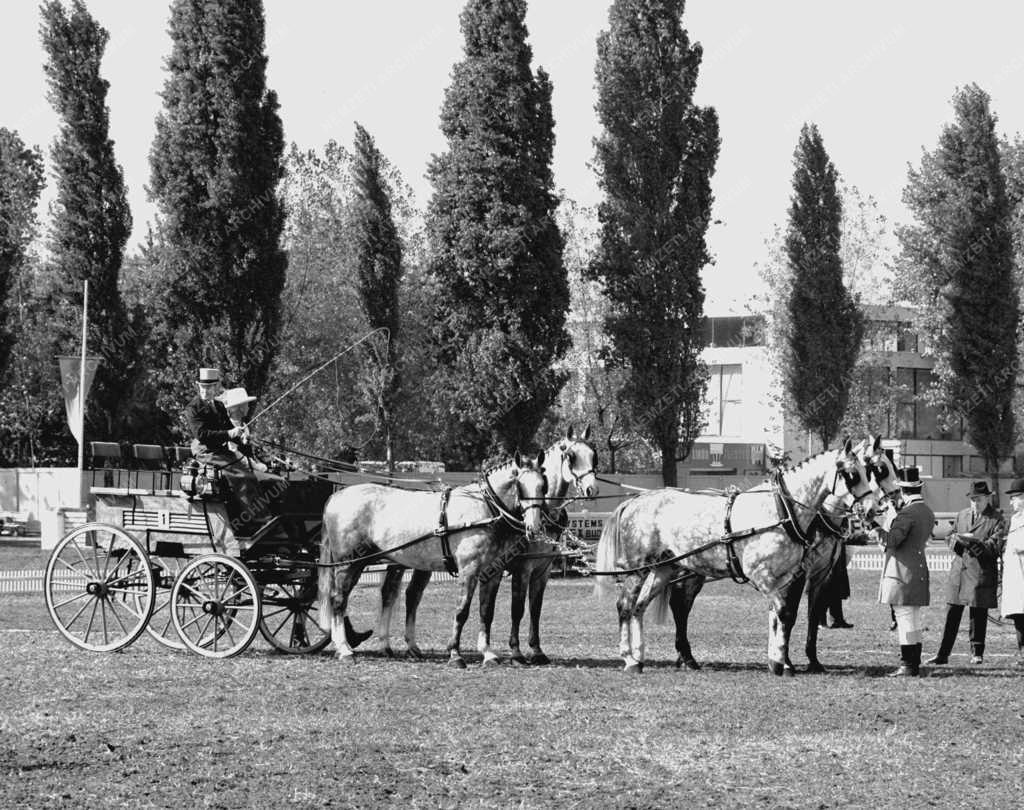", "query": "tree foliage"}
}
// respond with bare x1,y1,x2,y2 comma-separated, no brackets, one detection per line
782,123,864,448
0,129,44,379
351,123,403,469
588,0,719,485
40,0,134,441
895,85,1019,474
148,0,286,423
426,0,570,467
